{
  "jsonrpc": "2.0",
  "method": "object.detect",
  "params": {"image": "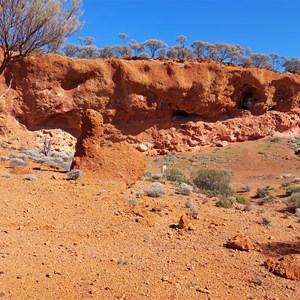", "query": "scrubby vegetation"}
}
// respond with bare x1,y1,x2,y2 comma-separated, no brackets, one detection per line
193,169,233,196
216,198,233,209
285,186,300,197
67,169,82,180
145,182,164,198
253,186,273,199
61,34,299,73
9,158,27,168
286,192,300,210
175,182,193,195
165,168,190,184
23,174,36,181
